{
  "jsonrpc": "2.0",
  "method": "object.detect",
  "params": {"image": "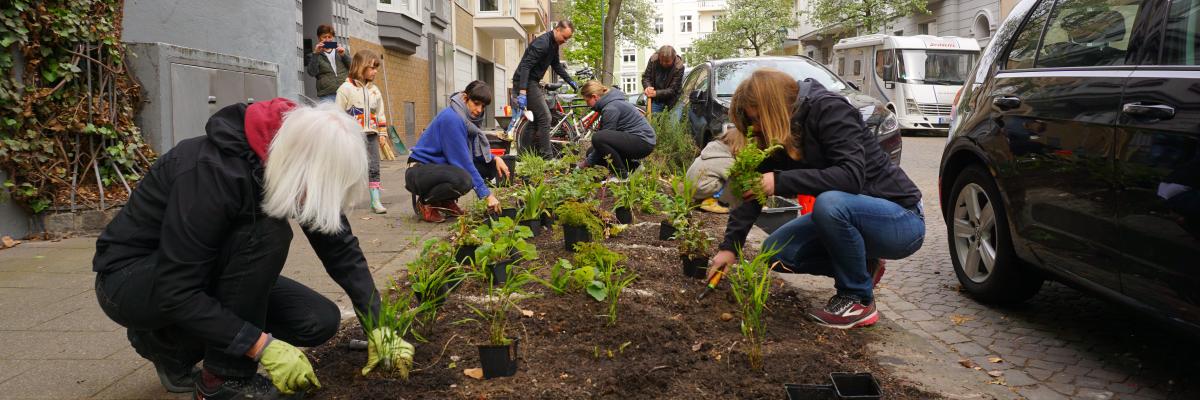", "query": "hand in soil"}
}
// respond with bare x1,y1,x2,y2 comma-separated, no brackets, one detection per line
707,250,736,280
361,328,415,378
